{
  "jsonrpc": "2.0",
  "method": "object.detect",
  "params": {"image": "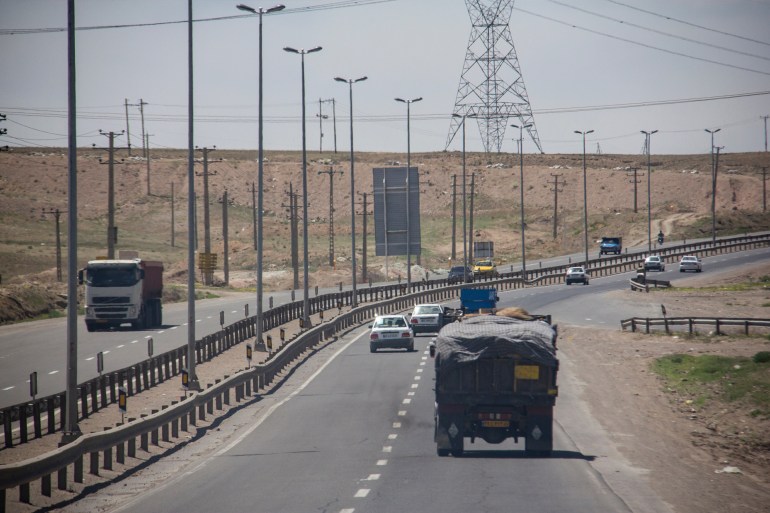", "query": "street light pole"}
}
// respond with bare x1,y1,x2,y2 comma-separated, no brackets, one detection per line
452,113,471,283
512,123,532,279
236,3,284,348
395,97,422,290
335,75,367,307
285,45,322,327
641,130,658,253
574,129,594,266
